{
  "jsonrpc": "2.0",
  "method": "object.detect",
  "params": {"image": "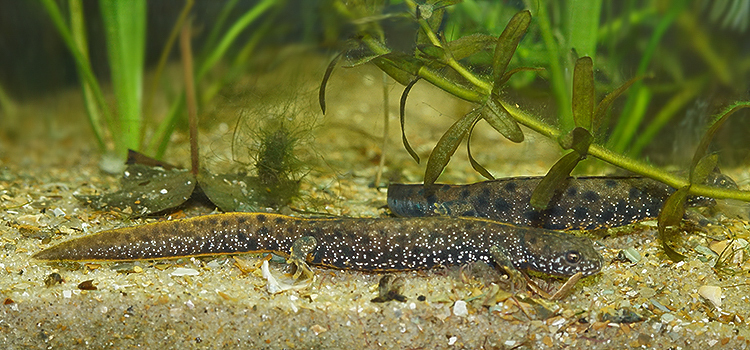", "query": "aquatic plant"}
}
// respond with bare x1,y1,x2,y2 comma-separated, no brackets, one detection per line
320,1,750,205
39,0,282,167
